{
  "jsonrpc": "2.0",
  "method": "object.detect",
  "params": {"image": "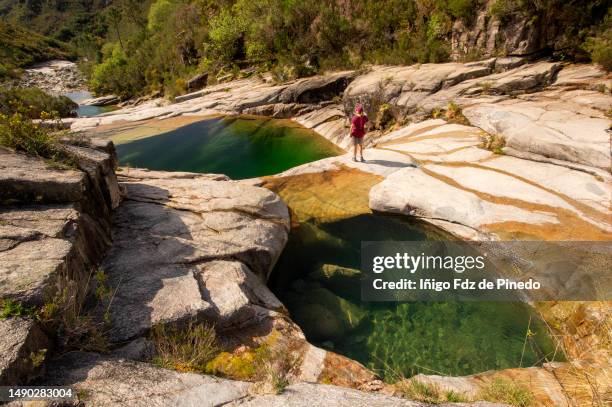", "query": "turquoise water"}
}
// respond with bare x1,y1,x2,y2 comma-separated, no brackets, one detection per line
268,214,563,380
64,91,117,117
115,115,341,179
